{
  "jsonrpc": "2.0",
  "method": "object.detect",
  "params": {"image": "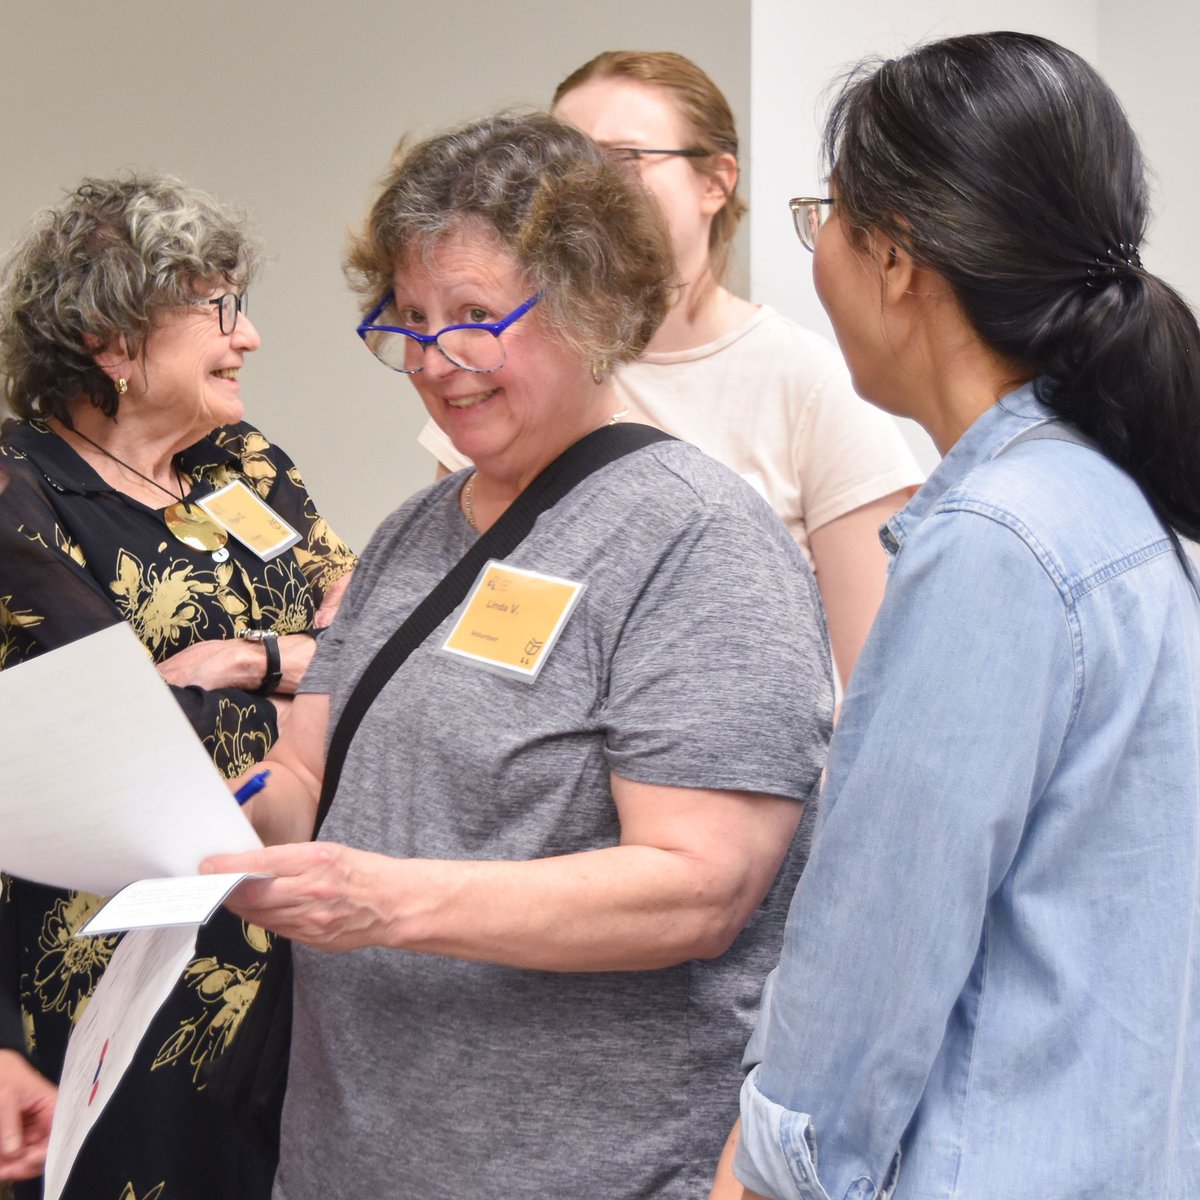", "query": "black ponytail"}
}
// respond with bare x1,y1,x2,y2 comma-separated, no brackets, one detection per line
825,31,1200,540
